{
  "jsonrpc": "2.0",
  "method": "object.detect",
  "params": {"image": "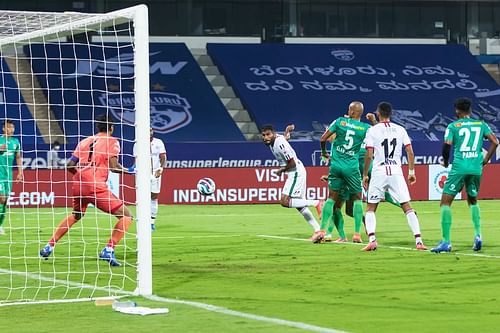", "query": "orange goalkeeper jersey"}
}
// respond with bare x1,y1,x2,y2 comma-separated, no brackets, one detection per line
71,132,120,187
